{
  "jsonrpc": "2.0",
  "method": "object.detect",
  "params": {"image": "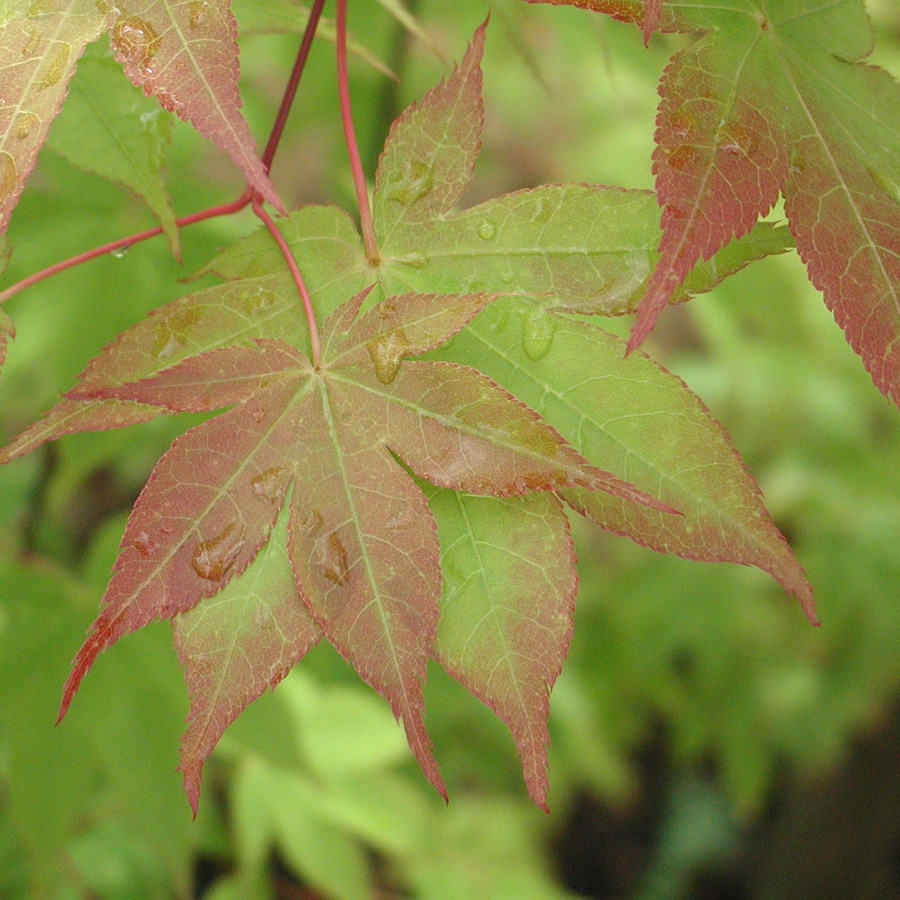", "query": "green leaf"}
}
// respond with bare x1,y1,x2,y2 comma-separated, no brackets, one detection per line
48,40,179,256
425,485,577,810
370,19,813,617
